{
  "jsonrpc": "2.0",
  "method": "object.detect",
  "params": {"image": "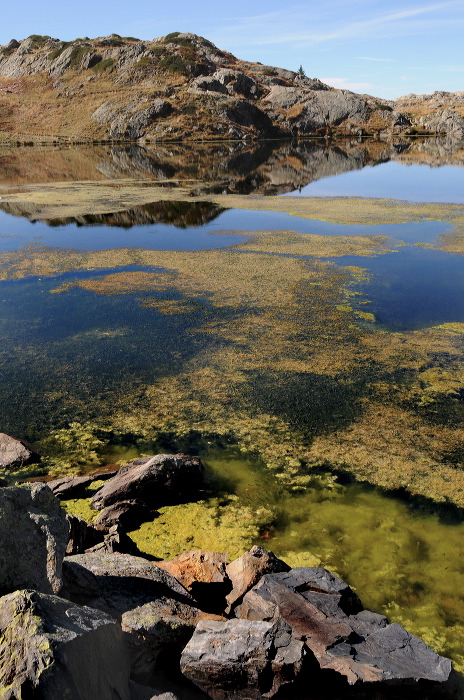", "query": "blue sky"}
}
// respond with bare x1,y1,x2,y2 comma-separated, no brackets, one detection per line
1,0,462,99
